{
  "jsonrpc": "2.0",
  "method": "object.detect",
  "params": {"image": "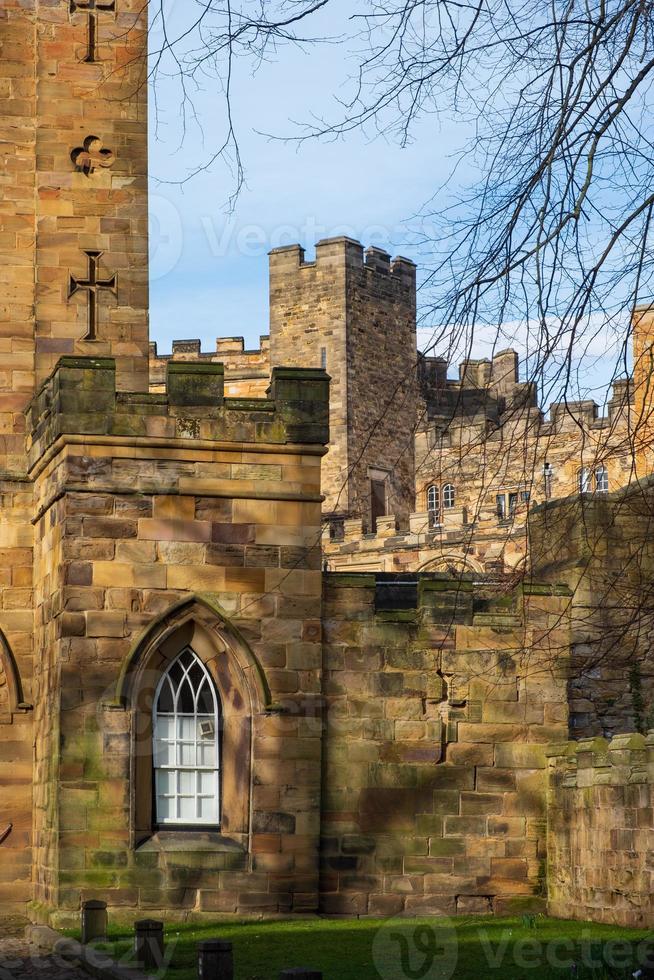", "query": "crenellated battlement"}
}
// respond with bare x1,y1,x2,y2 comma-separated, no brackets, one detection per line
149,335,272,398
421,347,633,432
269,237,416,288
27,356,329,473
